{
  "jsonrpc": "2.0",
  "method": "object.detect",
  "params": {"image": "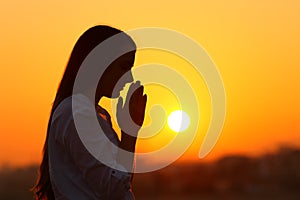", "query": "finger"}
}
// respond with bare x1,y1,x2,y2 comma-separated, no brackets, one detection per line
133,87,142,101
117,97,123,110
129,86,143,106
137,84,146,103
142,94,147,108
131,87,144,108
126,82,140,105
133,91,146,113
139,85,144,96
134,85,144,98
129,81,140,95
